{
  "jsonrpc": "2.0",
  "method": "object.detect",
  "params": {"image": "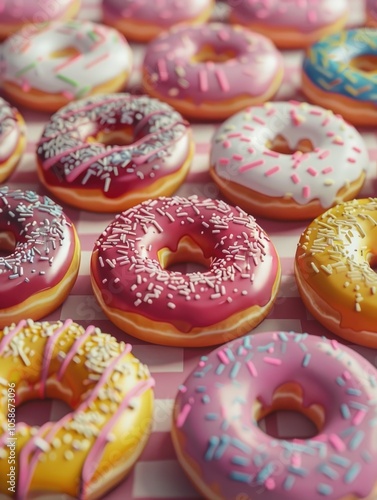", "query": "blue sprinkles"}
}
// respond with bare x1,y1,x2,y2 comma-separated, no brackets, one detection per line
317,483,333,496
